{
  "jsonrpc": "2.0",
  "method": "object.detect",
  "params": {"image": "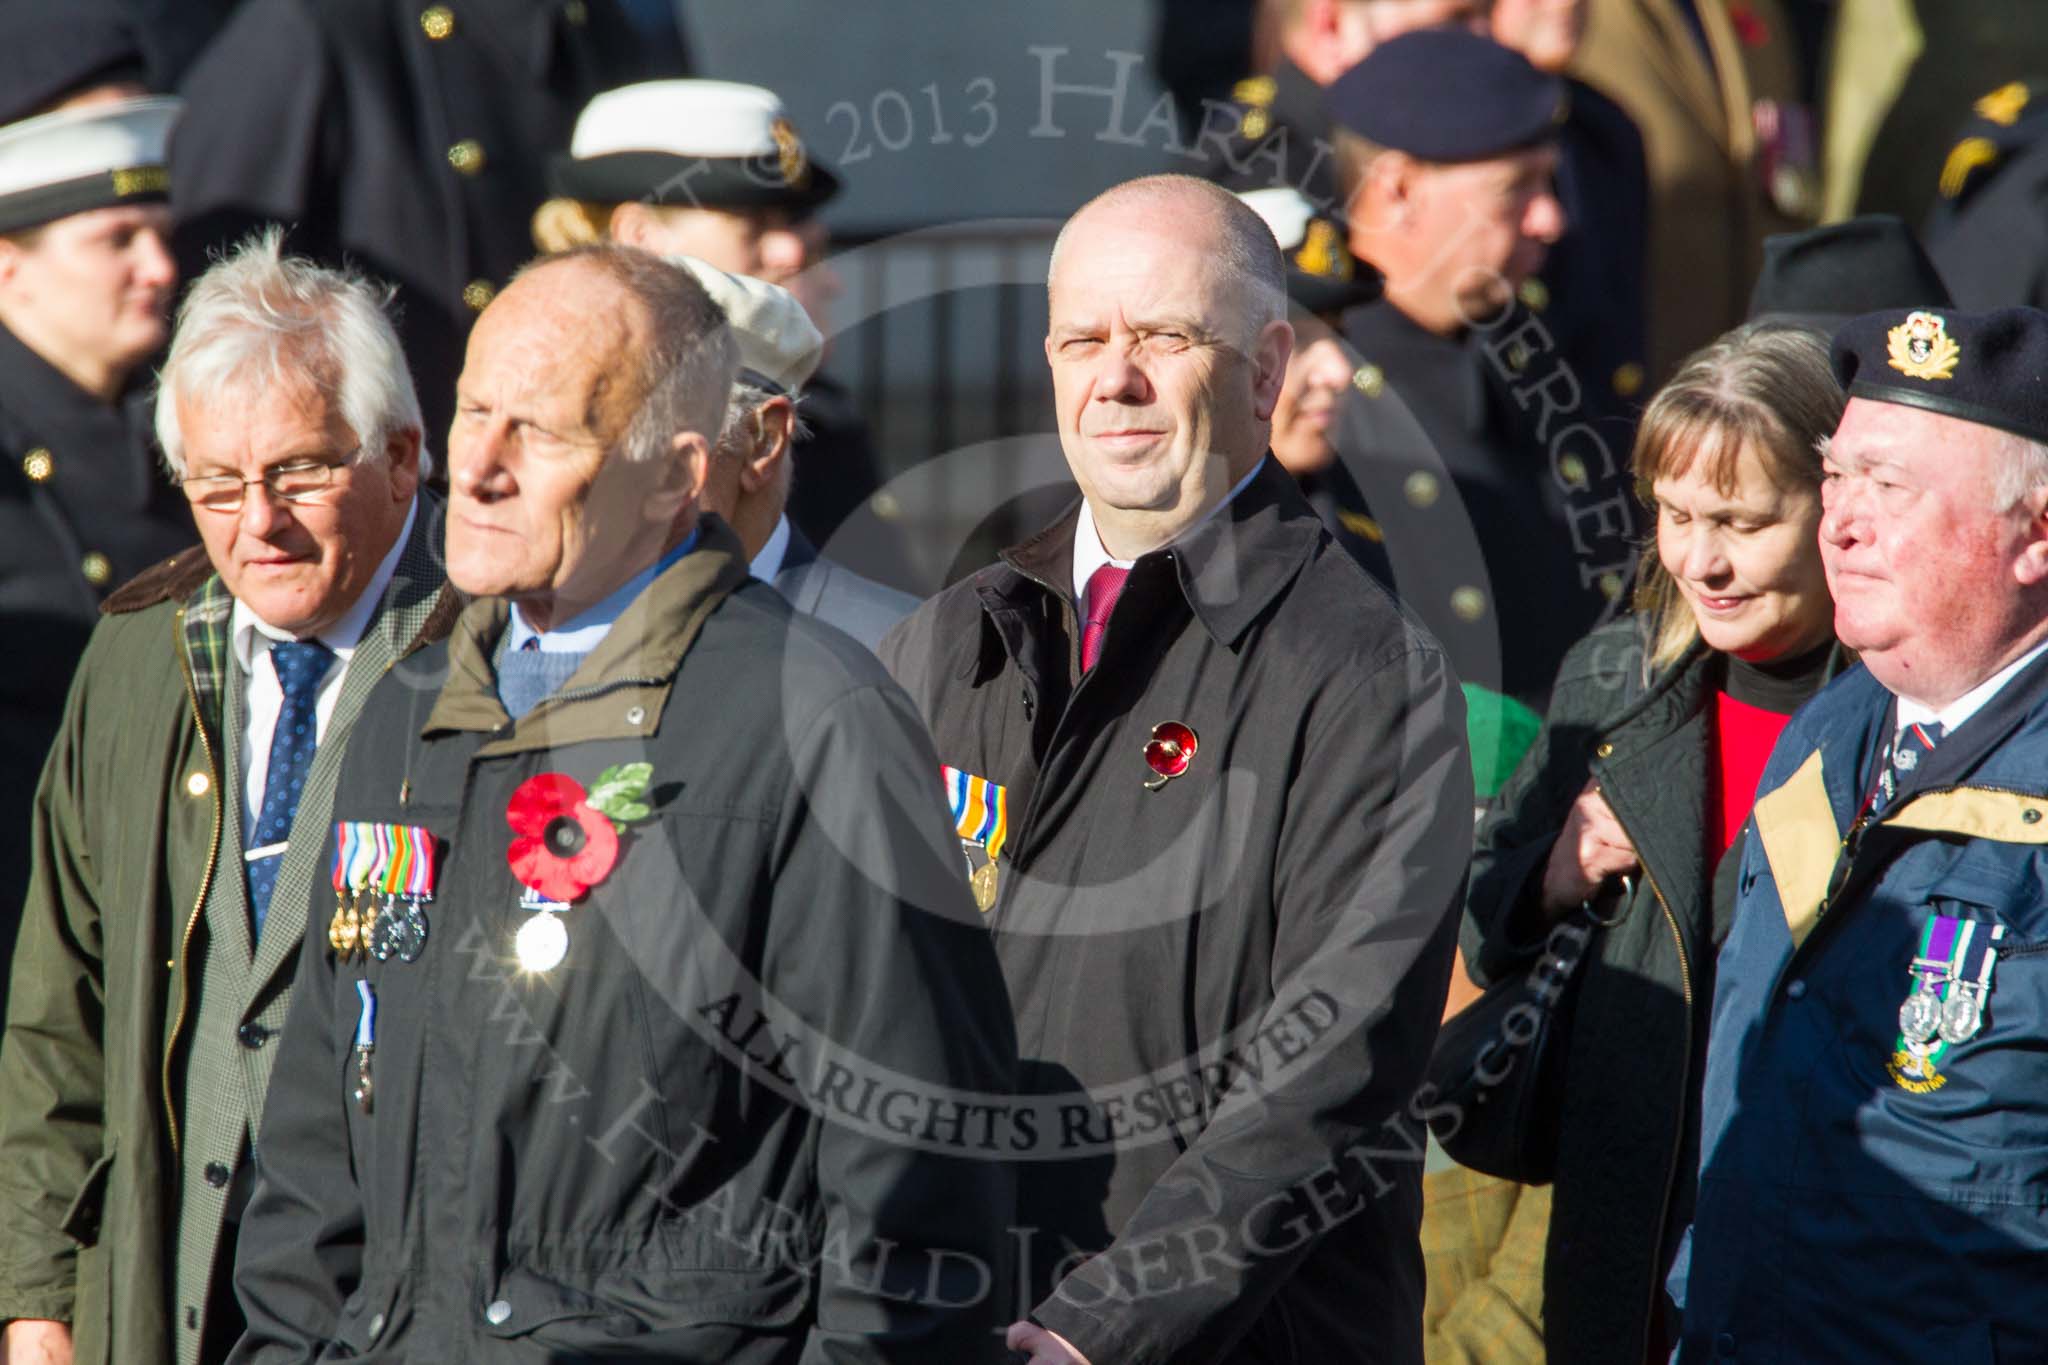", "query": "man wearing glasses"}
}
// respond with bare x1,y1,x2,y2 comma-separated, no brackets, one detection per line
0,231,451,1365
